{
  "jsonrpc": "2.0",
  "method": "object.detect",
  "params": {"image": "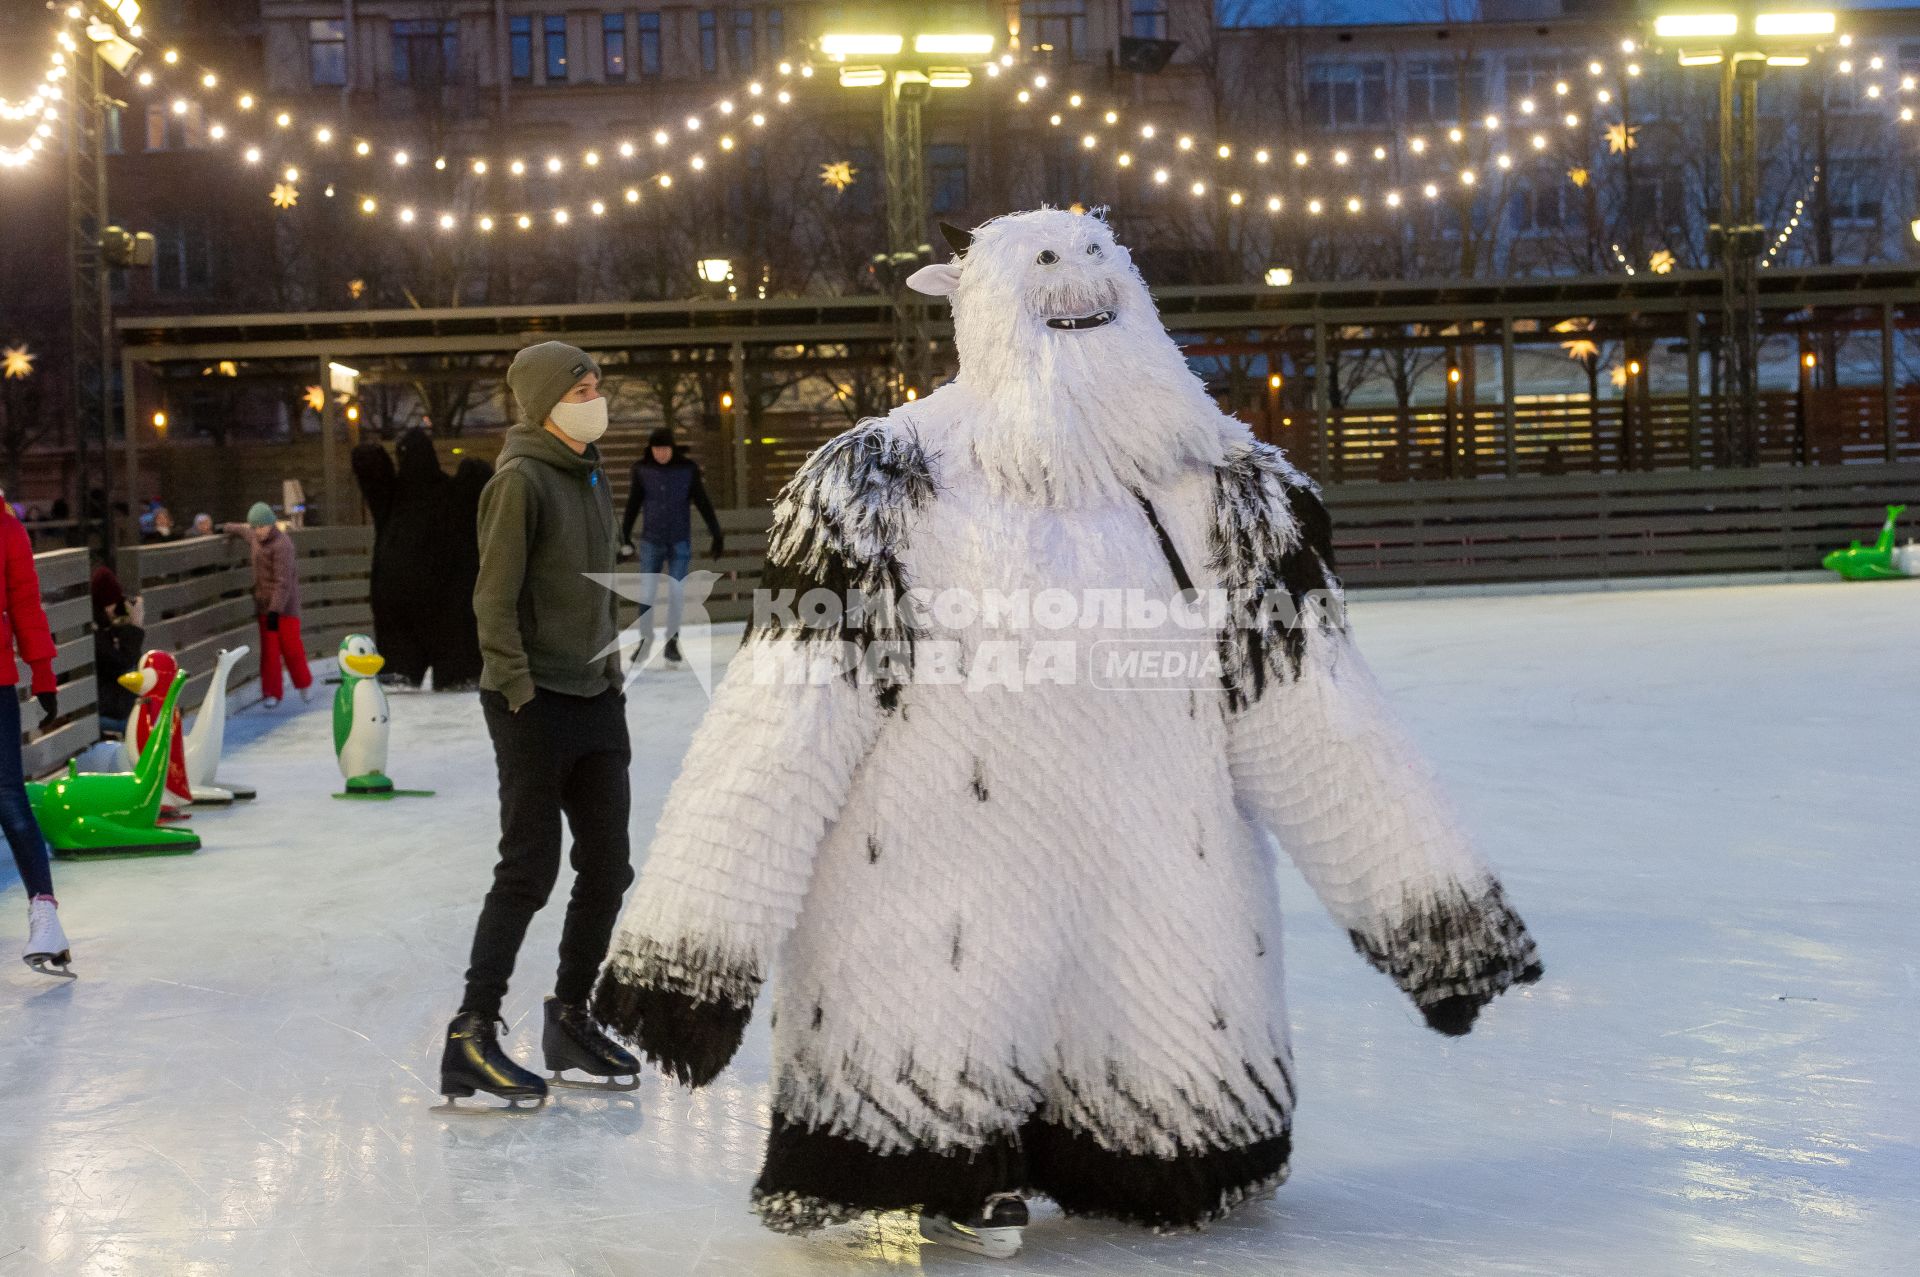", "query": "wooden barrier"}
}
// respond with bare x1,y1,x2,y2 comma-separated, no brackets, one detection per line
19,548,101,778
690,462,1920,615
17,528,373,780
